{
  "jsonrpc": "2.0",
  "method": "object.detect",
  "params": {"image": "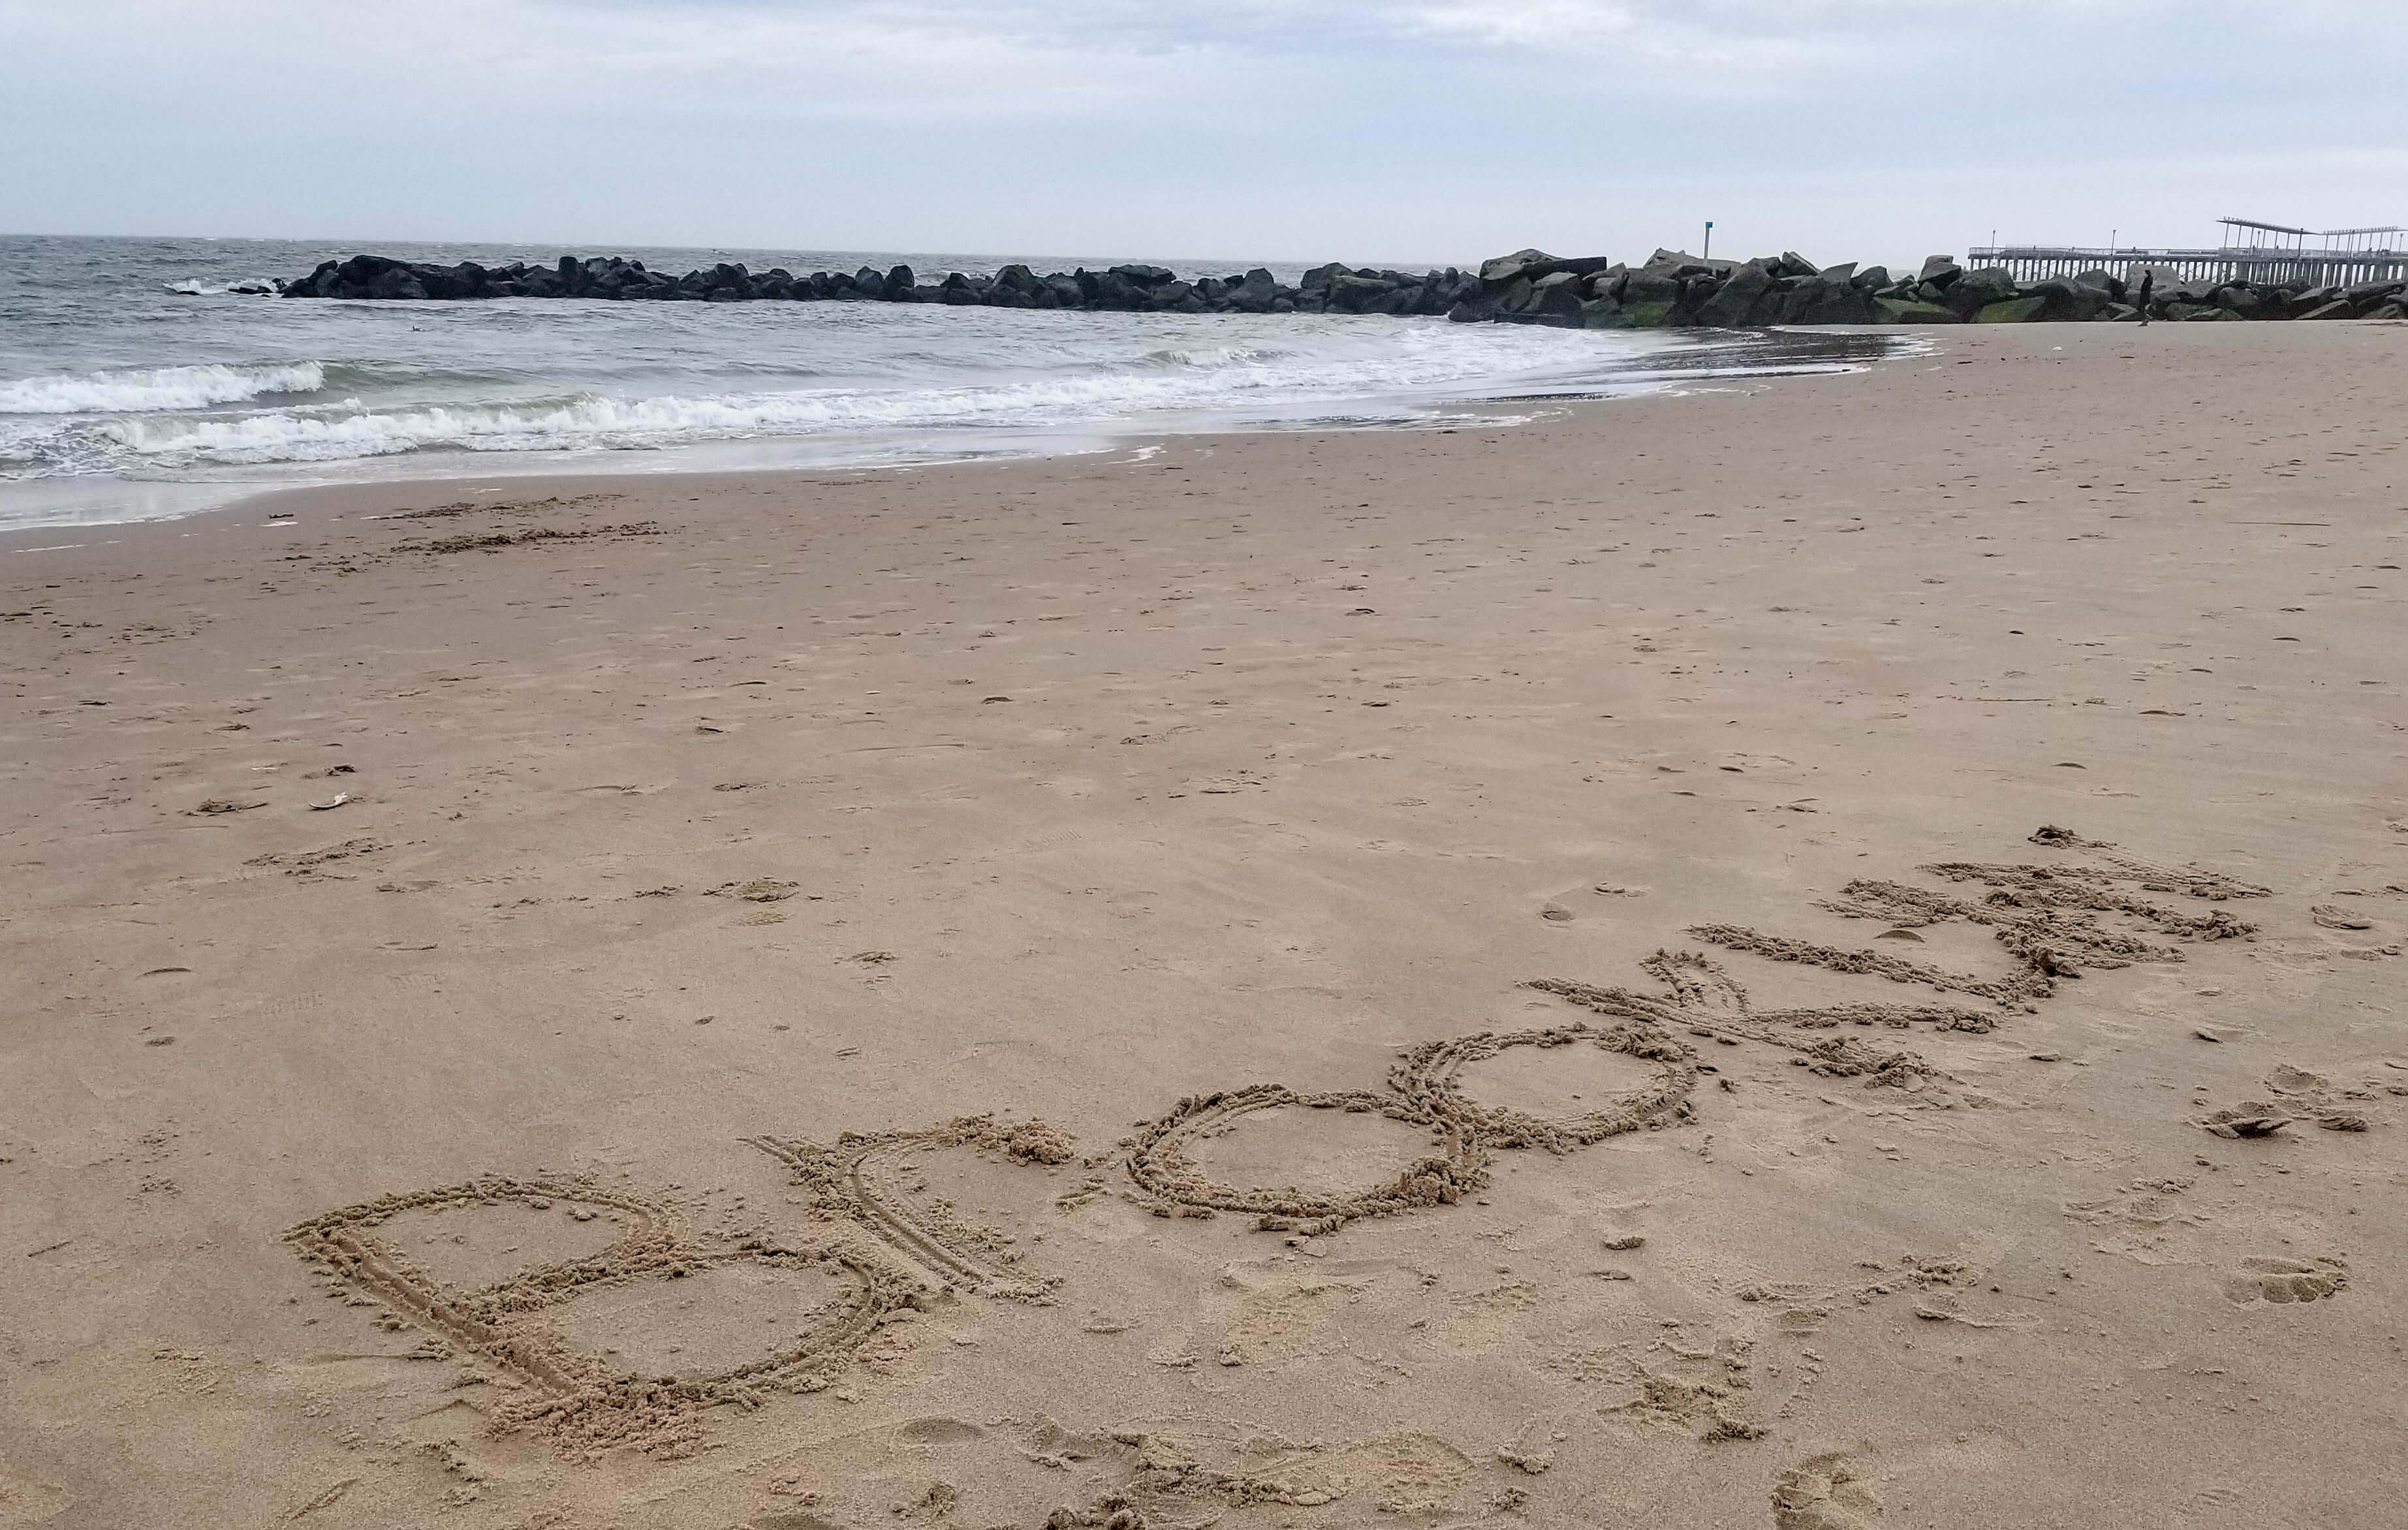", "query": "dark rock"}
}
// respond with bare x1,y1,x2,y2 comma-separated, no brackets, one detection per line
1877,296,1959,324
2027,276,2106,321
1695,261,1773,326
1975,295,2048,324
1646,249,1735,277
369,266,428,301
1324,272,1394,313
1533,276,1586,321
2072,268,2125,302
1479,248,1556,284
2212,285,2265,317
1945,266,2019,317
1226,267,1280,313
